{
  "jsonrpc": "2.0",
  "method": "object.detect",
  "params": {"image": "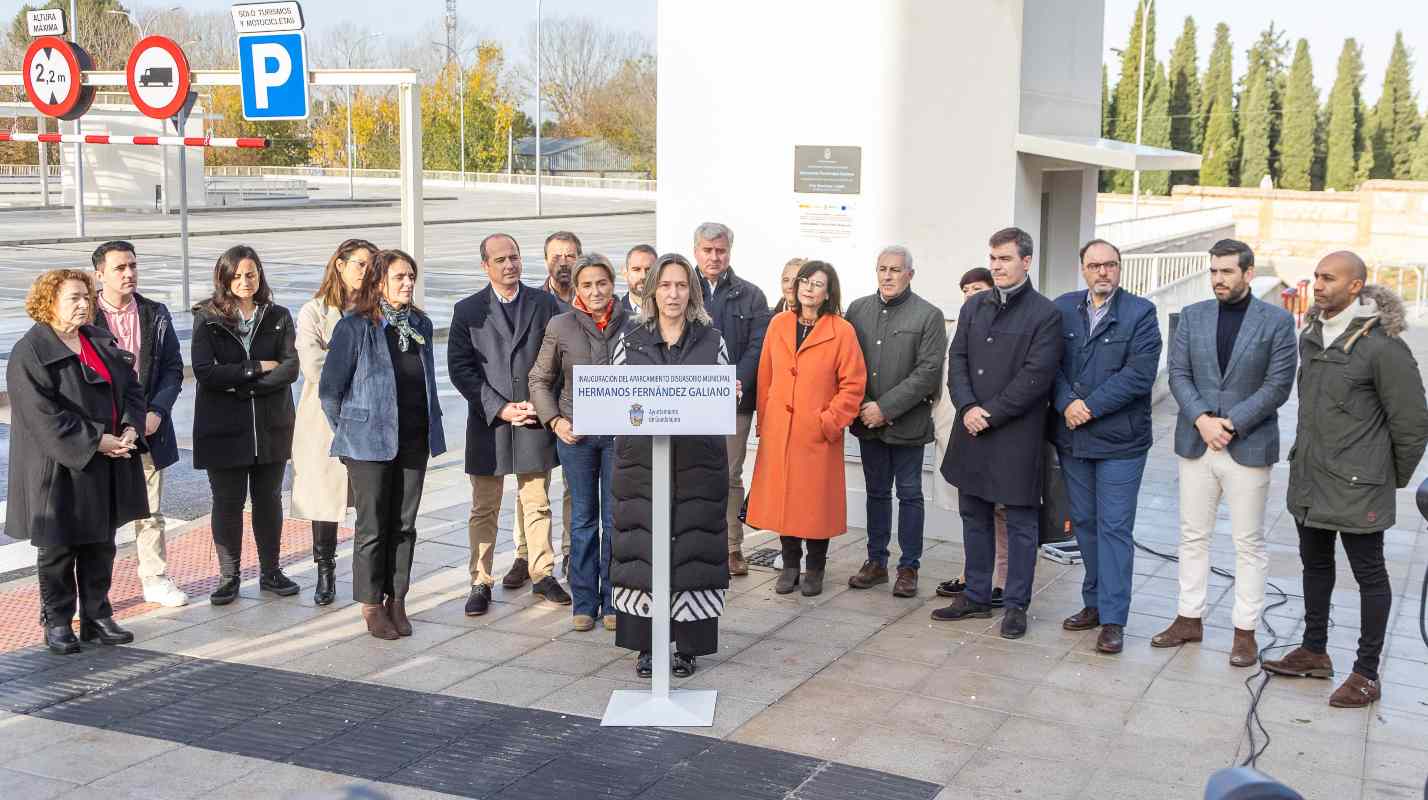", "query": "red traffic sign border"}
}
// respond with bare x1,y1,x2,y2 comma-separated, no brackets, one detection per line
125,35,193,120
22,35,93,120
